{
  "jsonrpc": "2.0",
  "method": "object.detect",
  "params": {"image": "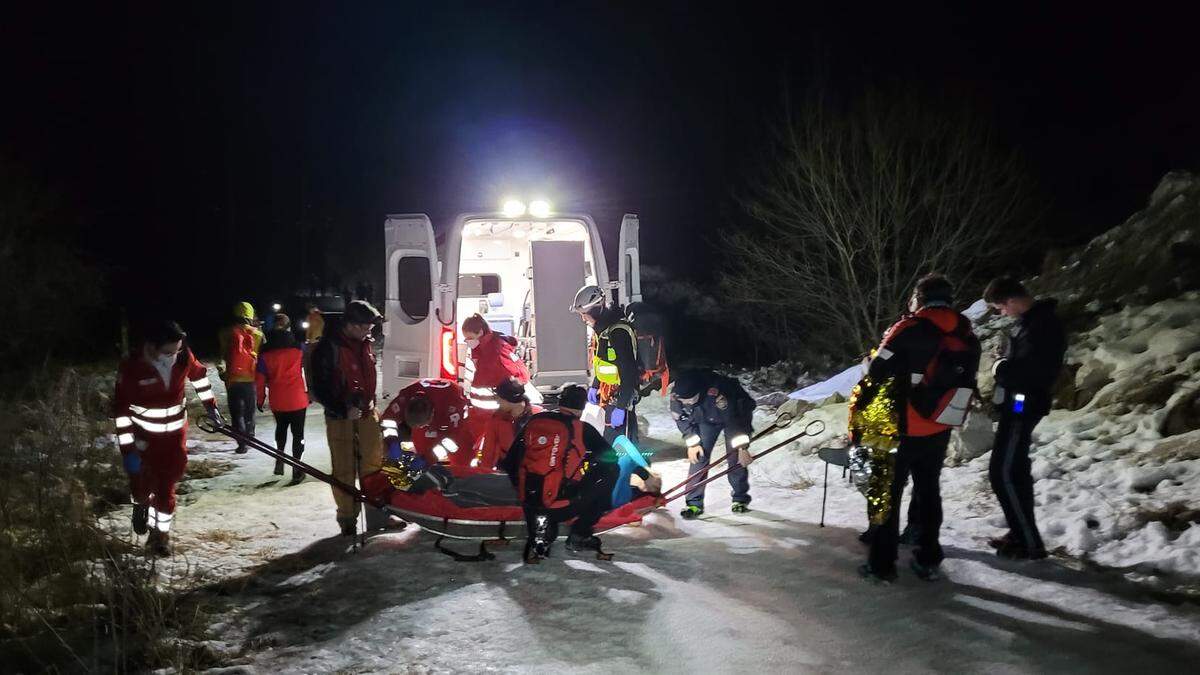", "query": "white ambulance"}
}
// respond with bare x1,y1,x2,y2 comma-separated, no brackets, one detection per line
381,200,642,399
